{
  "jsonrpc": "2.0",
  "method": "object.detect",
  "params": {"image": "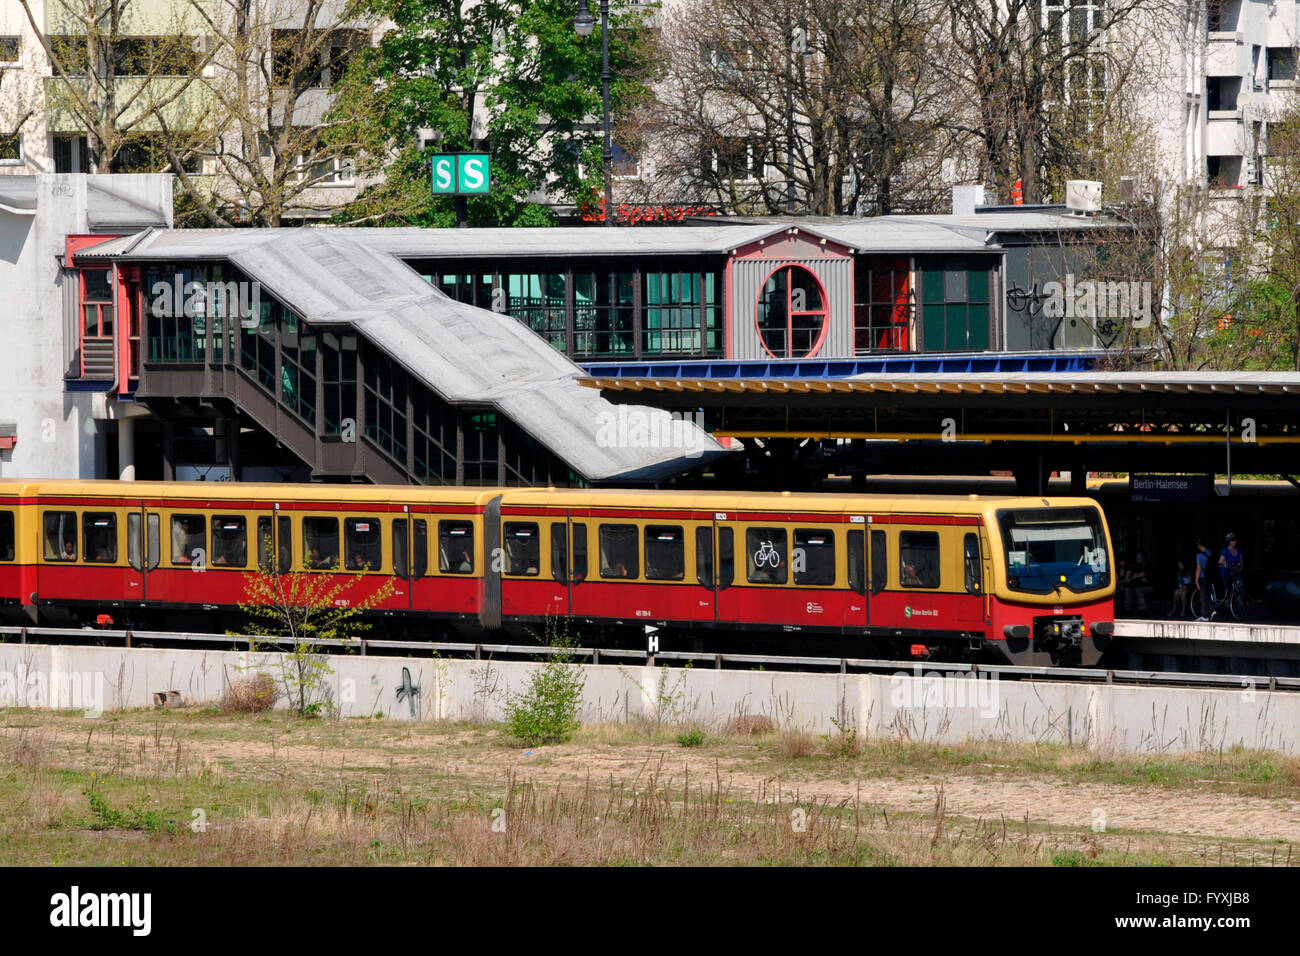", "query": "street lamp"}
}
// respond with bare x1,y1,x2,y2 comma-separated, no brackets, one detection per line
574,0,613,227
